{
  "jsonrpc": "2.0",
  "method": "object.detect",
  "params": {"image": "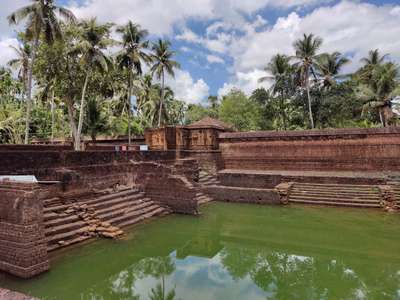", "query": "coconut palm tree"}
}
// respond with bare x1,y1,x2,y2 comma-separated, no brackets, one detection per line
361,49,388,67
293,33,324,129
85,97,108,142
8,0,76,144
150,39,180,126
72,18,113,150
259,54,293,129
316,52,350,88
359,49,388,85
8,42,31,96
359,62,399,126
116,21,151,144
